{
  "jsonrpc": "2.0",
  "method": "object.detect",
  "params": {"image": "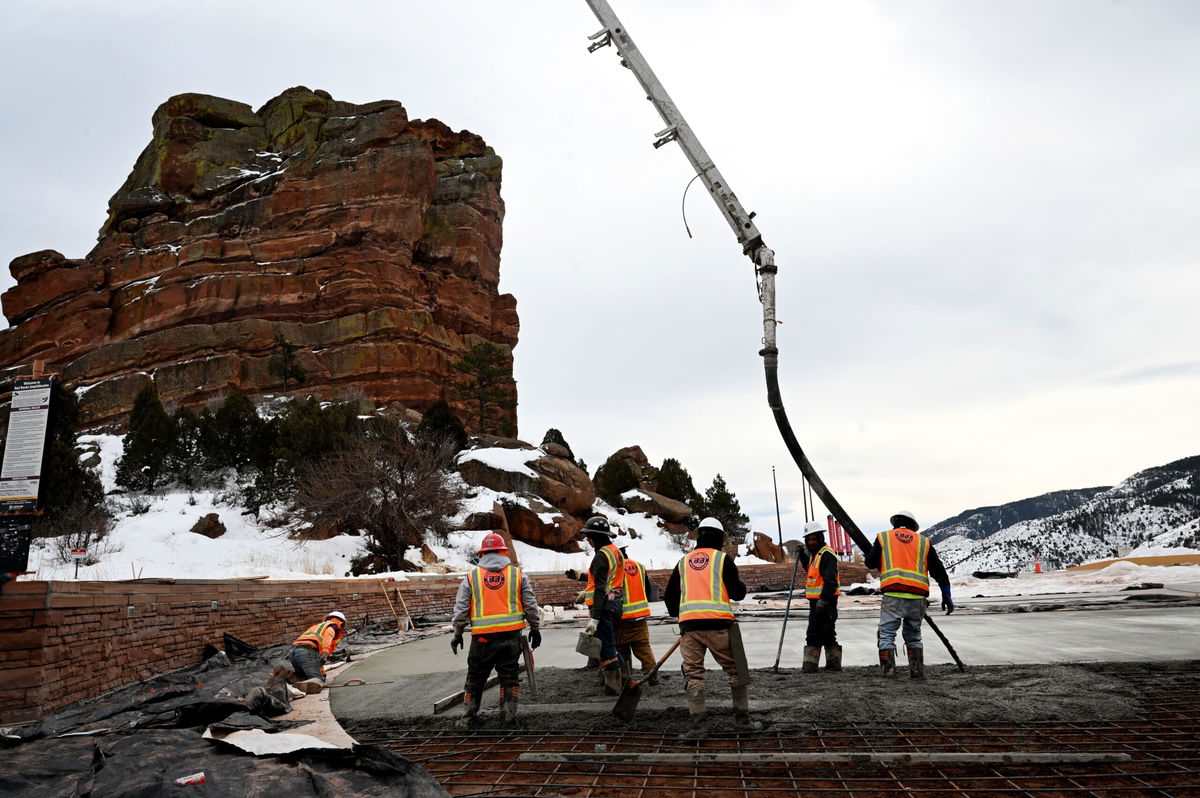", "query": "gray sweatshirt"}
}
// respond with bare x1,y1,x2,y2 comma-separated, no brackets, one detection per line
451,552,541,635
